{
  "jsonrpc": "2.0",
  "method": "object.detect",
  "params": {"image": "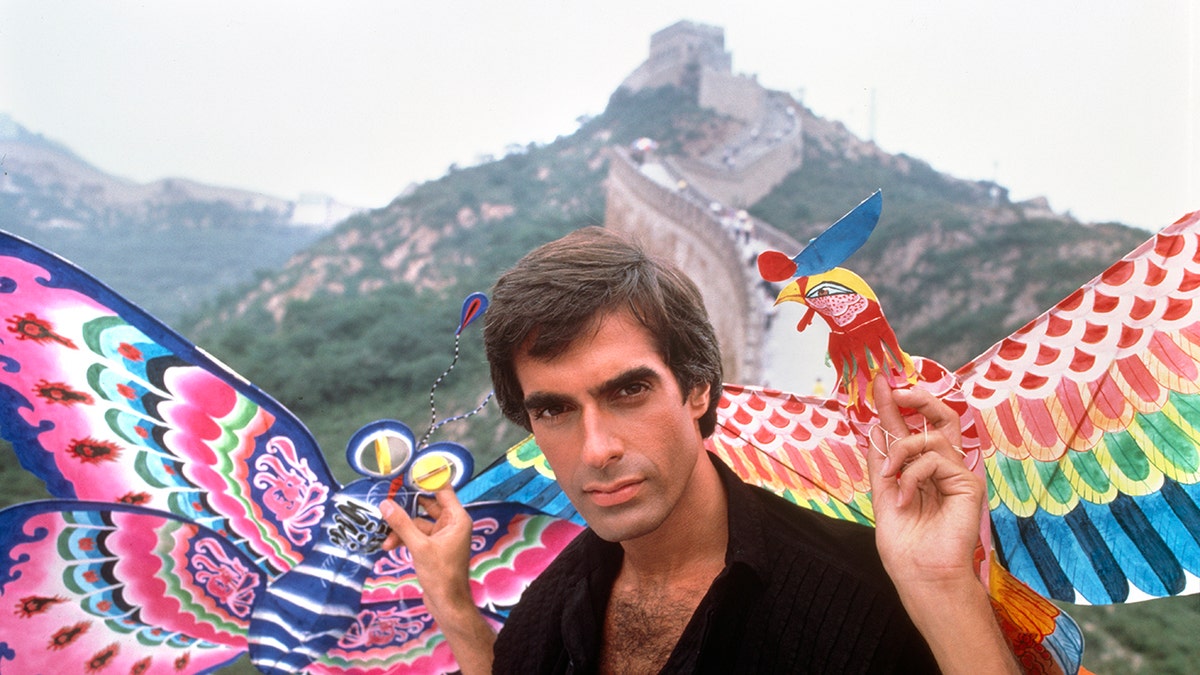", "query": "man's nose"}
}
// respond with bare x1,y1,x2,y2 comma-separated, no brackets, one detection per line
579,408,623,468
